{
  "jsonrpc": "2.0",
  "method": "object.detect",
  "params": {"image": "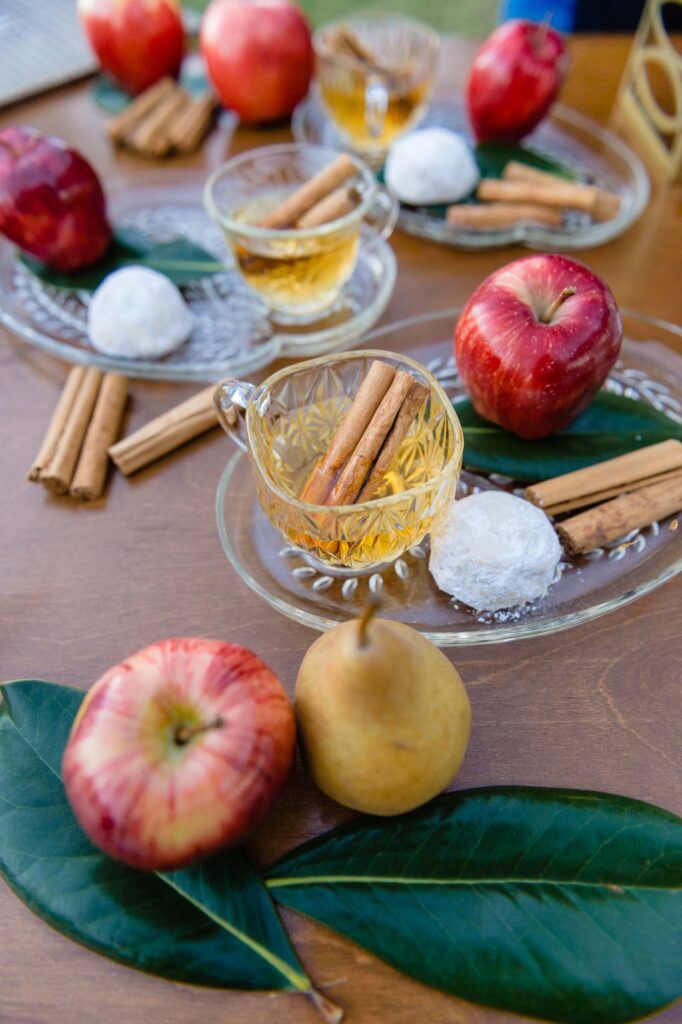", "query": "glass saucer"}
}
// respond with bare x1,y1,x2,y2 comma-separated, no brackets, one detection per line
292,95,650,251
0,174,396,383
216,309,682,646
